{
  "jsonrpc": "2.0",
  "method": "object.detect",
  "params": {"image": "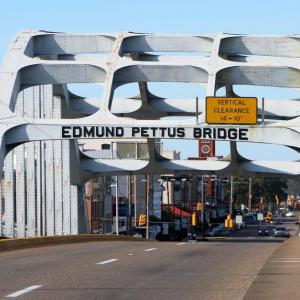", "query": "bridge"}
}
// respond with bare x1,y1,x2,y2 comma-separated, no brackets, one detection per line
1,31,300,237
0,30,300,299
